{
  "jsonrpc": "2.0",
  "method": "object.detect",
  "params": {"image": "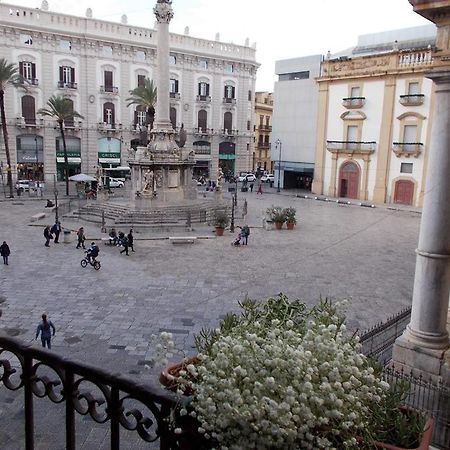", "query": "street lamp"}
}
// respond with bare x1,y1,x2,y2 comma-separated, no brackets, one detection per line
276,138,282,193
